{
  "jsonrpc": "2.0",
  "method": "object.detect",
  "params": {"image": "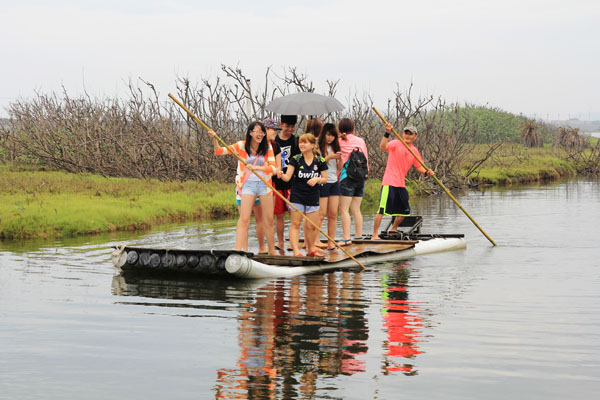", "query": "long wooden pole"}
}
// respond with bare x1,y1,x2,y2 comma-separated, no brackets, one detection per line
372,107,497,246
168,93,367,269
